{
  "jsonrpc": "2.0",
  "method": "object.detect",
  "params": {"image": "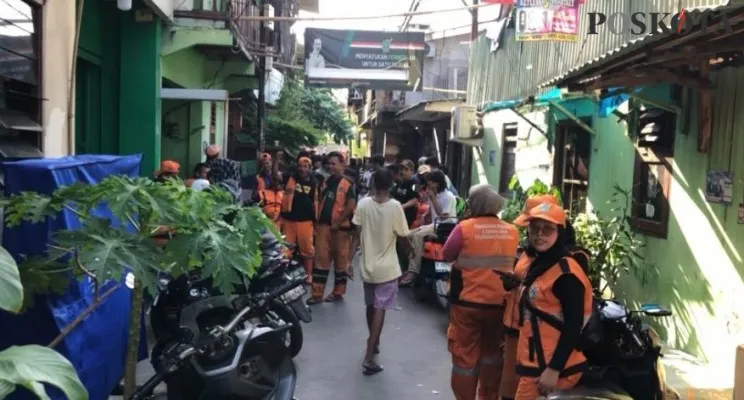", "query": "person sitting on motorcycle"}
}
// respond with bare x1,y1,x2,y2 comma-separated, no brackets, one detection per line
440,184,519,400
500,194,562,400
400,169,454,285
513,202,594,400
184,162,210,188
154,160,180,183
